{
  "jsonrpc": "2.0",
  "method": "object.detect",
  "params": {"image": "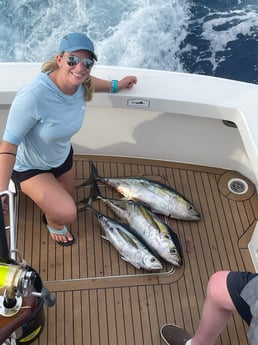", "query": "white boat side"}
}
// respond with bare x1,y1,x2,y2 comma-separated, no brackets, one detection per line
0,63,258,189
1,62,258,270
